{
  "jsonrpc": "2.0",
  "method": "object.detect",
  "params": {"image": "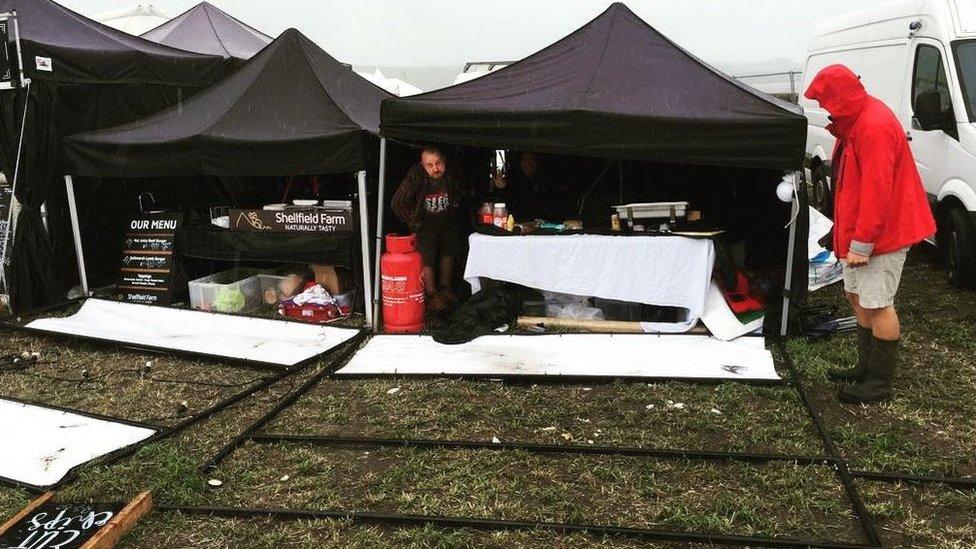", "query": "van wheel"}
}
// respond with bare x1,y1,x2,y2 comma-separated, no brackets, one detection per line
810,163,831,212
945,207,976,289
